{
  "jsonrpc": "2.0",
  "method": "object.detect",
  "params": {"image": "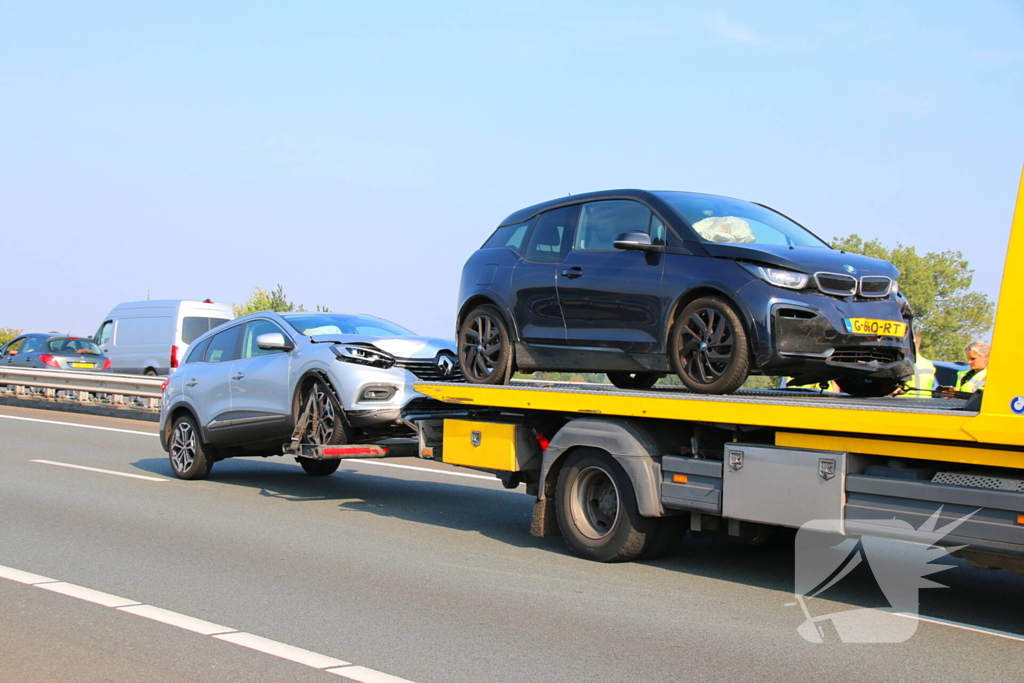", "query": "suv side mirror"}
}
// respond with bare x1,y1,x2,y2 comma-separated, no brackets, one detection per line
256,332,295,351
613,231,656,251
